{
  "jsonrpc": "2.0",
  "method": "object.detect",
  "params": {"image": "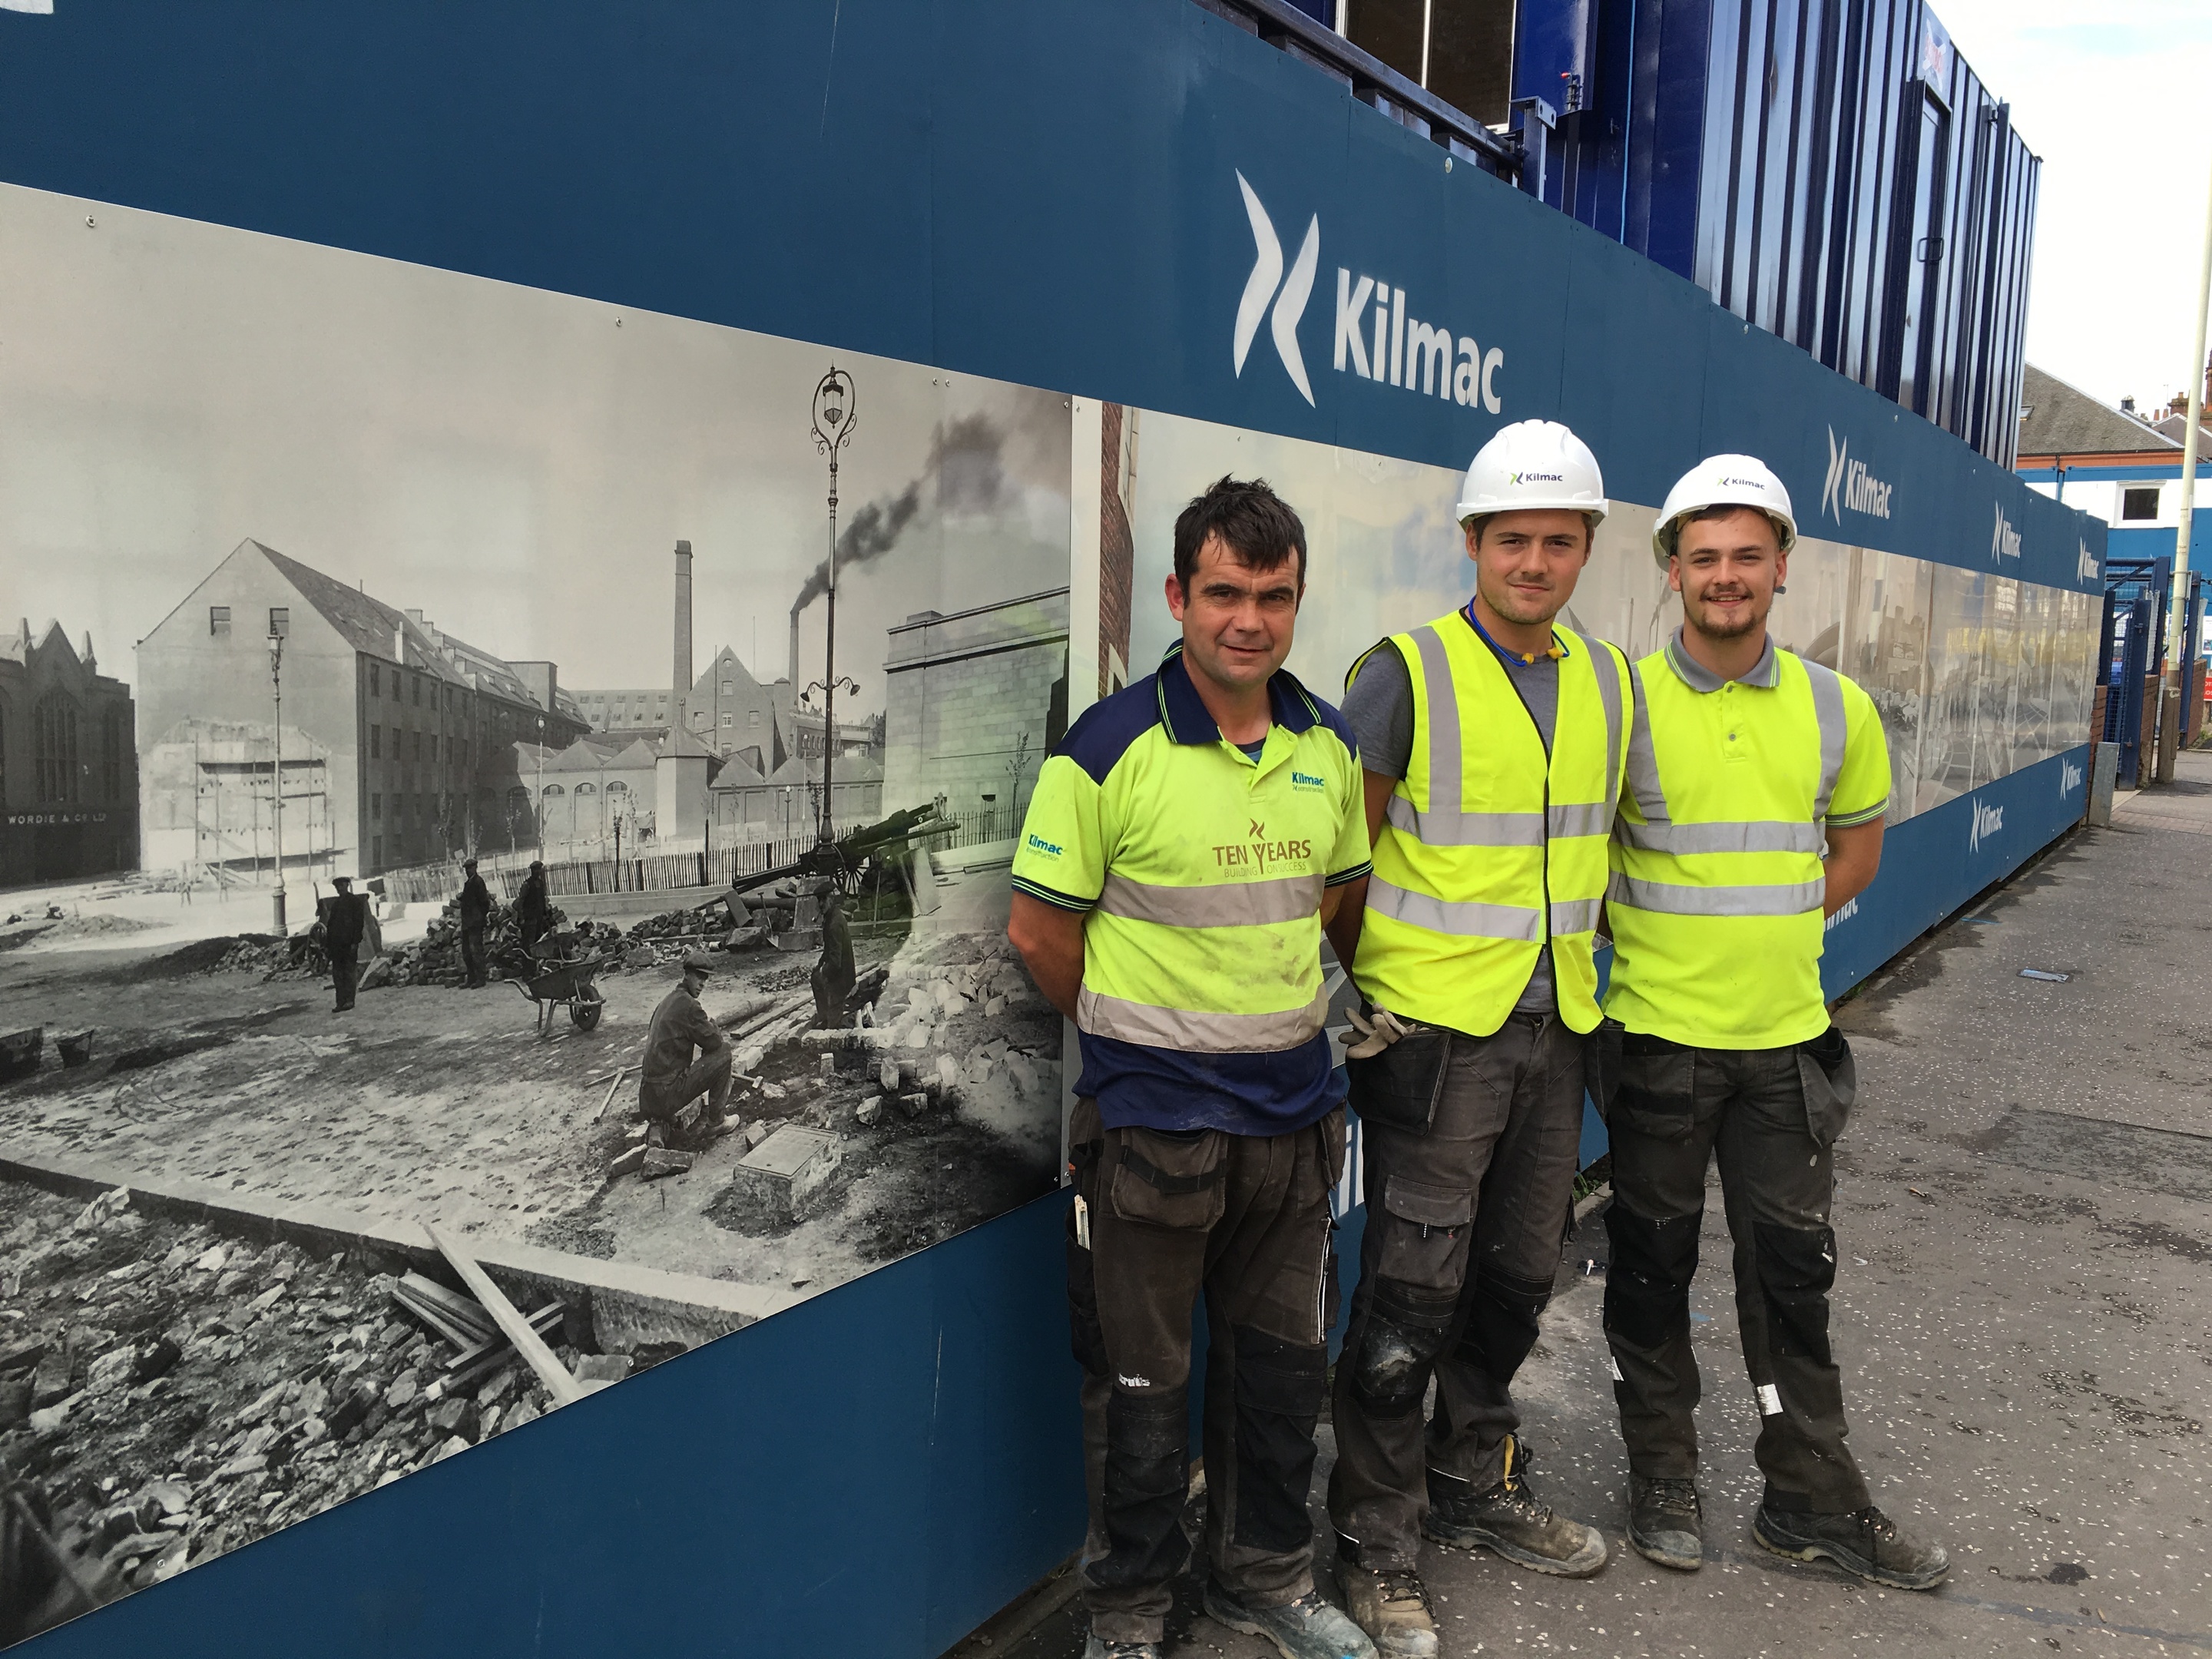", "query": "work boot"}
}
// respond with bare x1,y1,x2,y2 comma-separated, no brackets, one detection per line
1626,1475,1703,1571
1752,1502,1949,1590
1081,1636,1160,1659
1422,1435,1608,1578
1202,1581,1378,1659
1335,1541,1439,1659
